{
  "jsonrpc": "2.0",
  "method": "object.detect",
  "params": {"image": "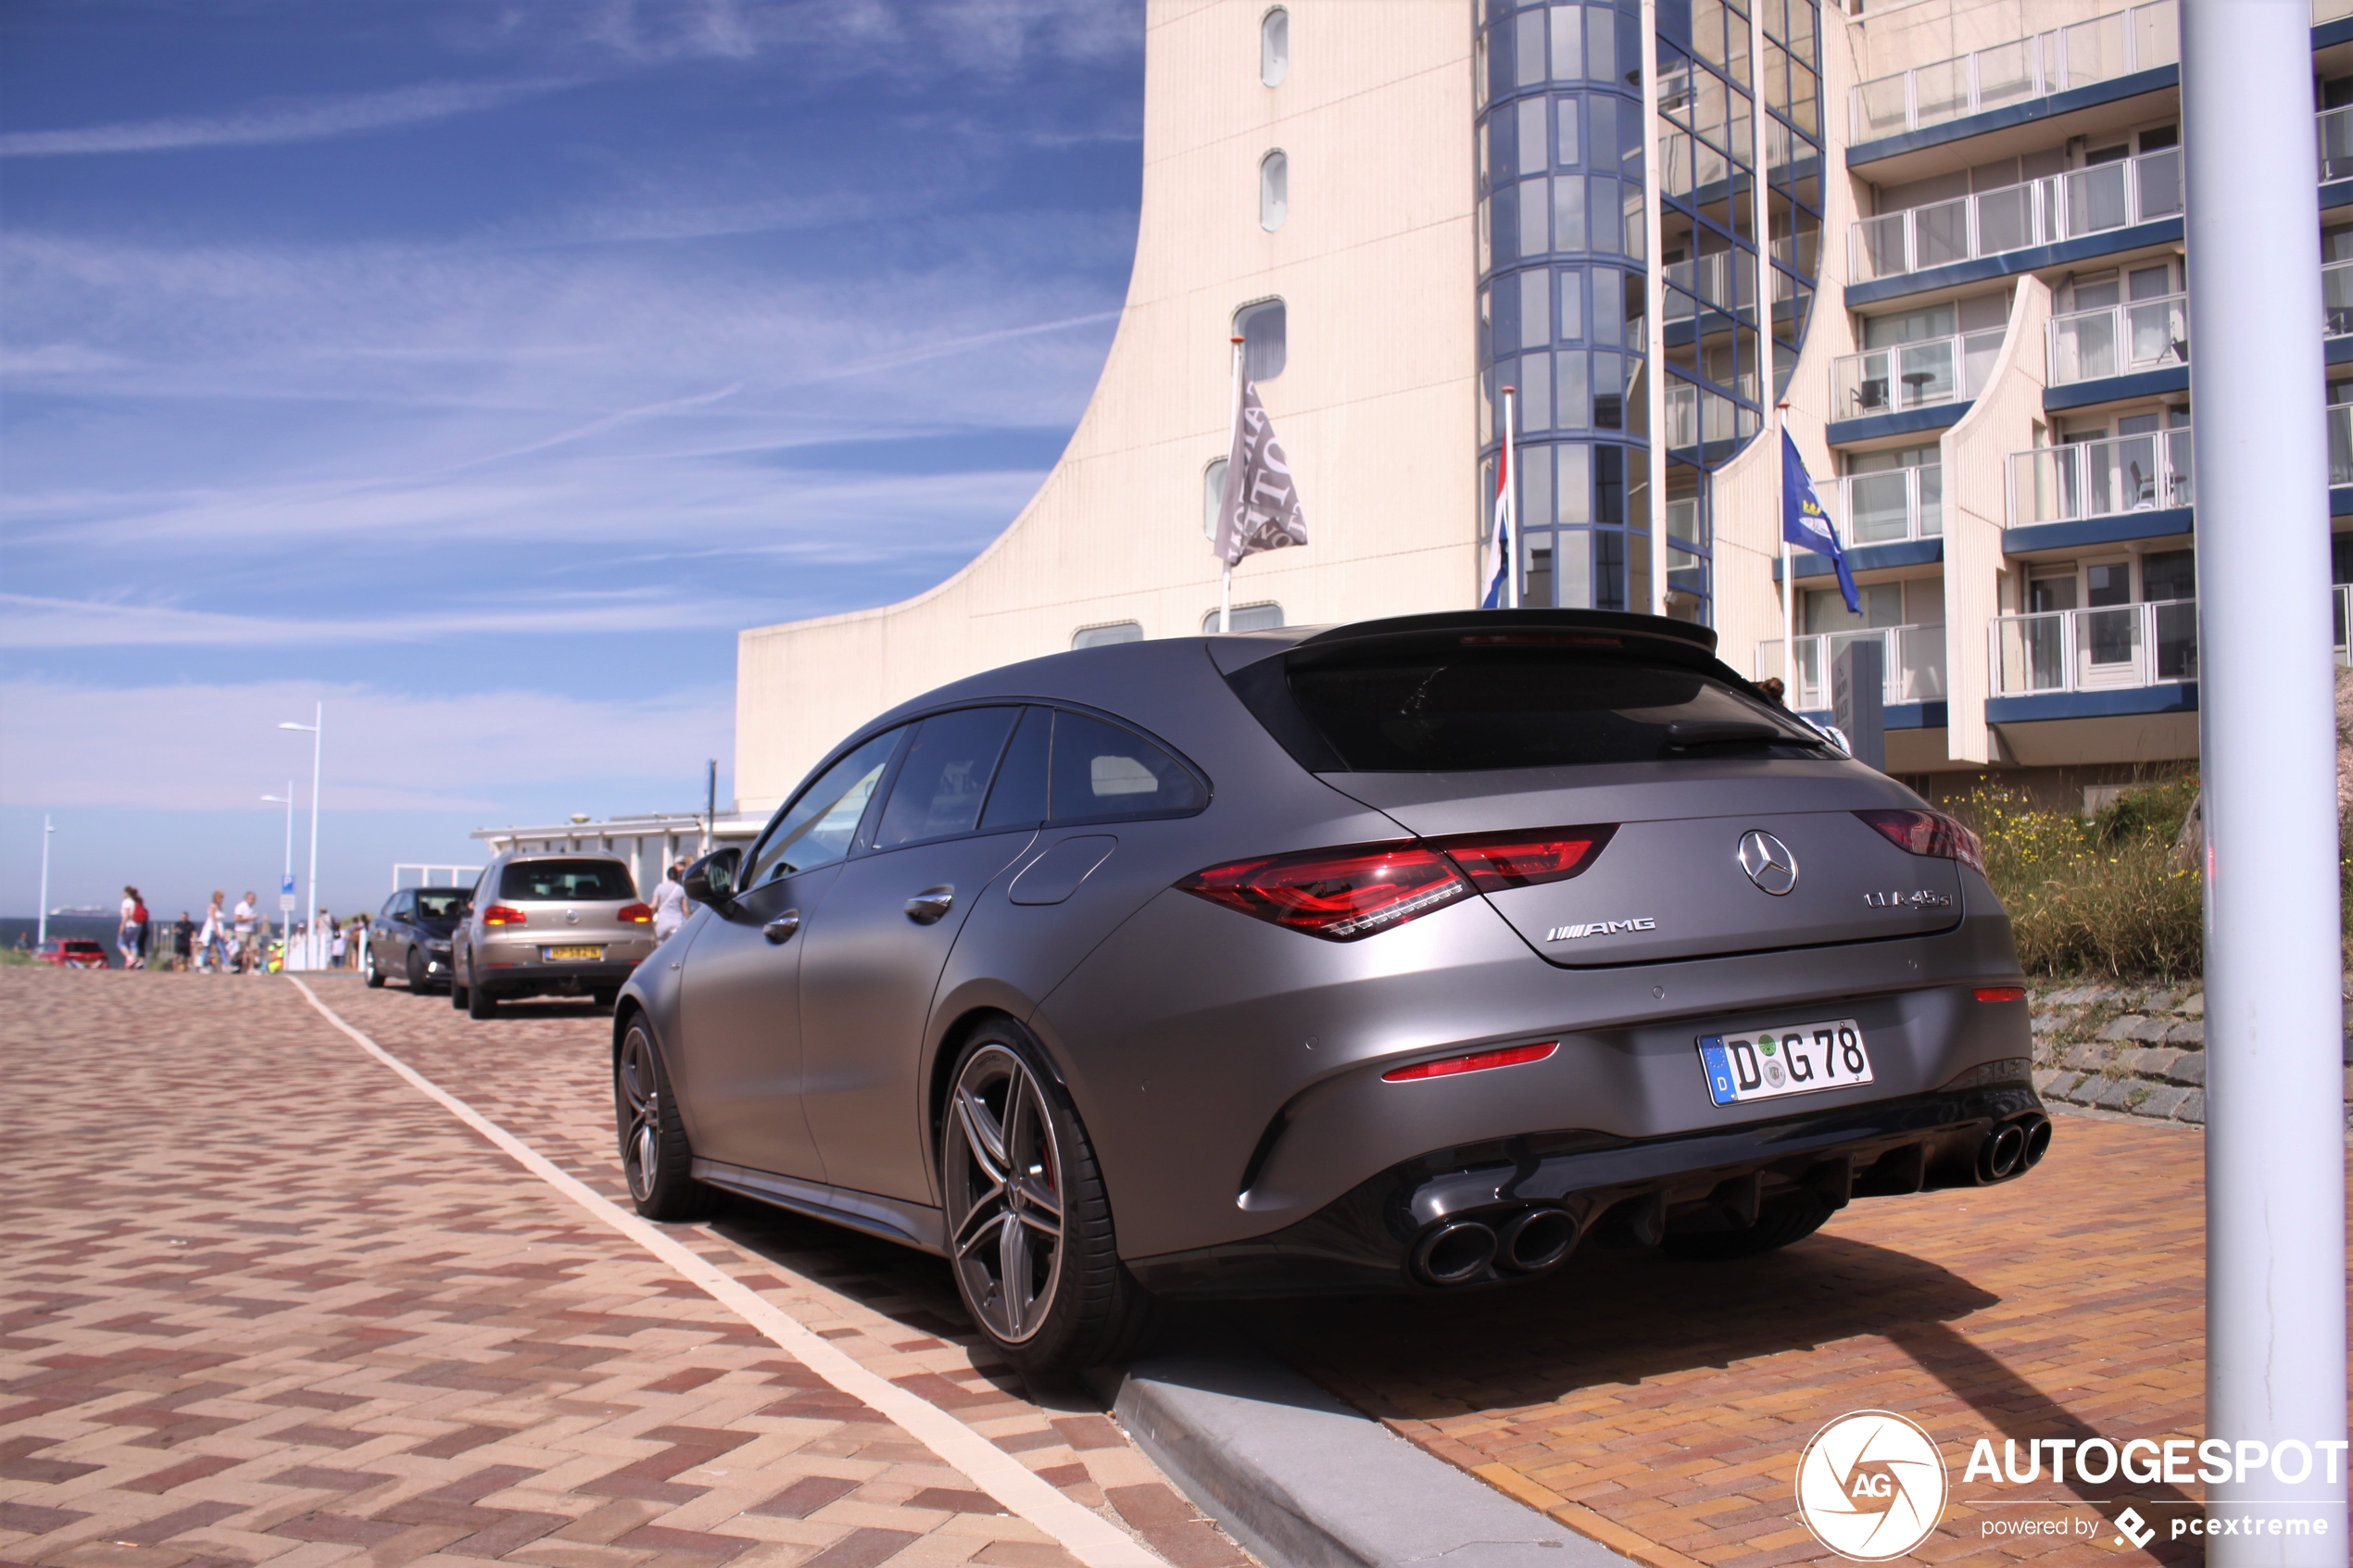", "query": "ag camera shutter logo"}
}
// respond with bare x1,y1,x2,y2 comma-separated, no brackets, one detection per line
1795,1411,1948,1561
